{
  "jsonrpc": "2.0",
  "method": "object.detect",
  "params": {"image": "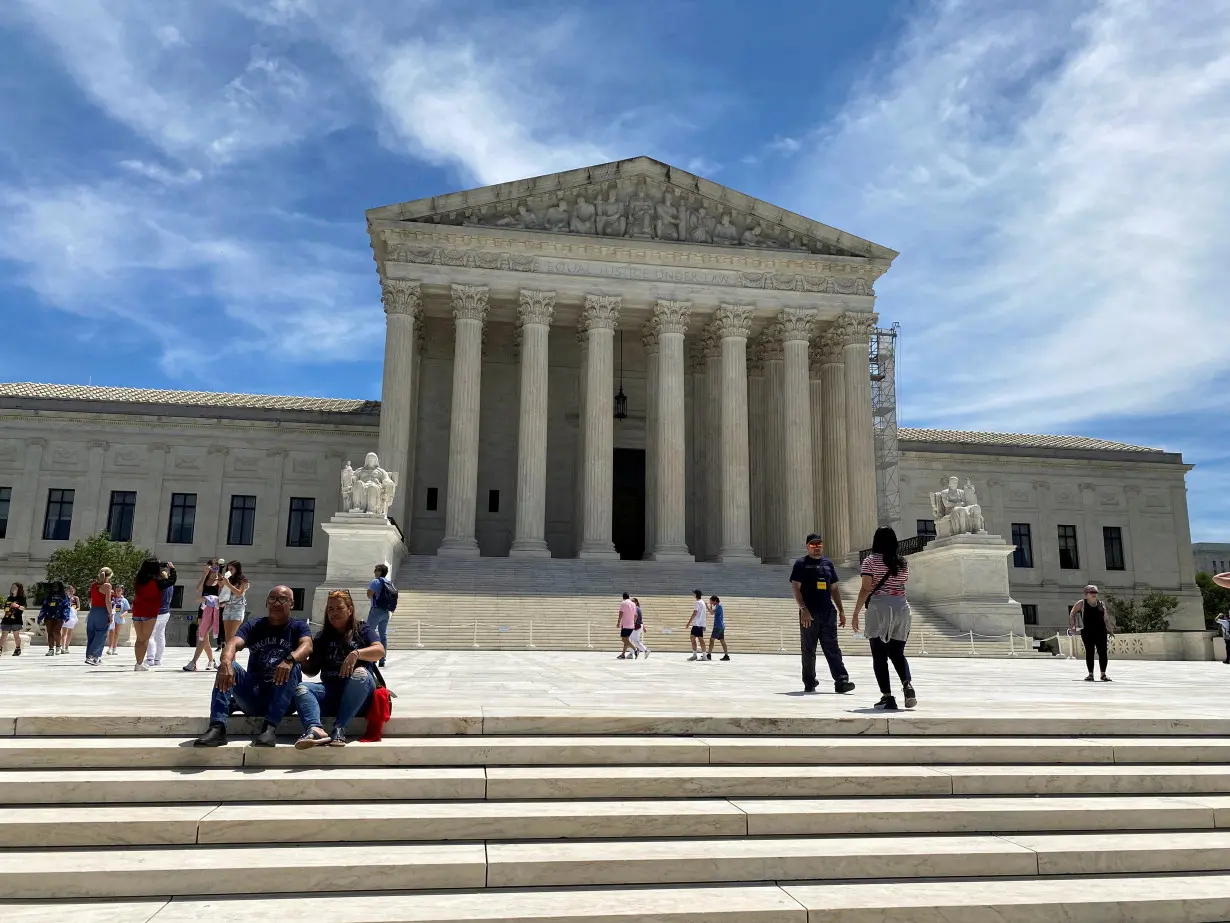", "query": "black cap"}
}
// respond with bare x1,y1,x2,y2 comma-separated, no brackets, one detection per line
806,533,823,544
